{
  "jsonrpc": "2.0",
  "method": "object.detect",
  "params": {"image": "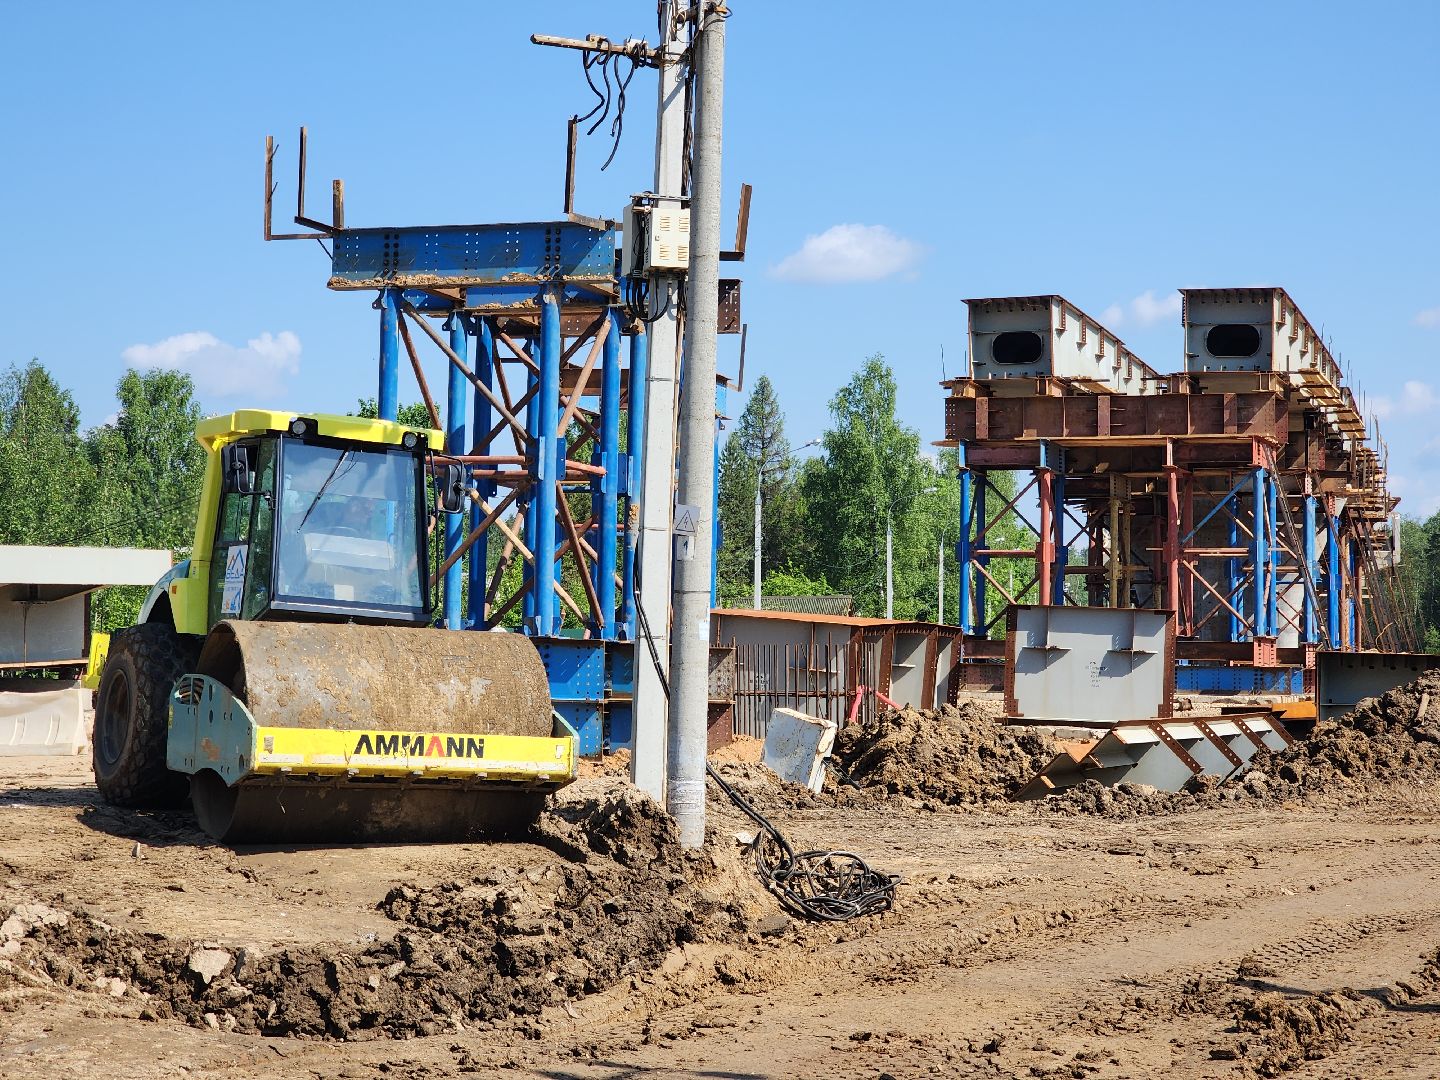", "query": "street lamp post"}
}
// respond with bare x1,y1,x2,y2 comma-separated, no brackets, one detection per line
885,483,937,620
753,437,819,610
